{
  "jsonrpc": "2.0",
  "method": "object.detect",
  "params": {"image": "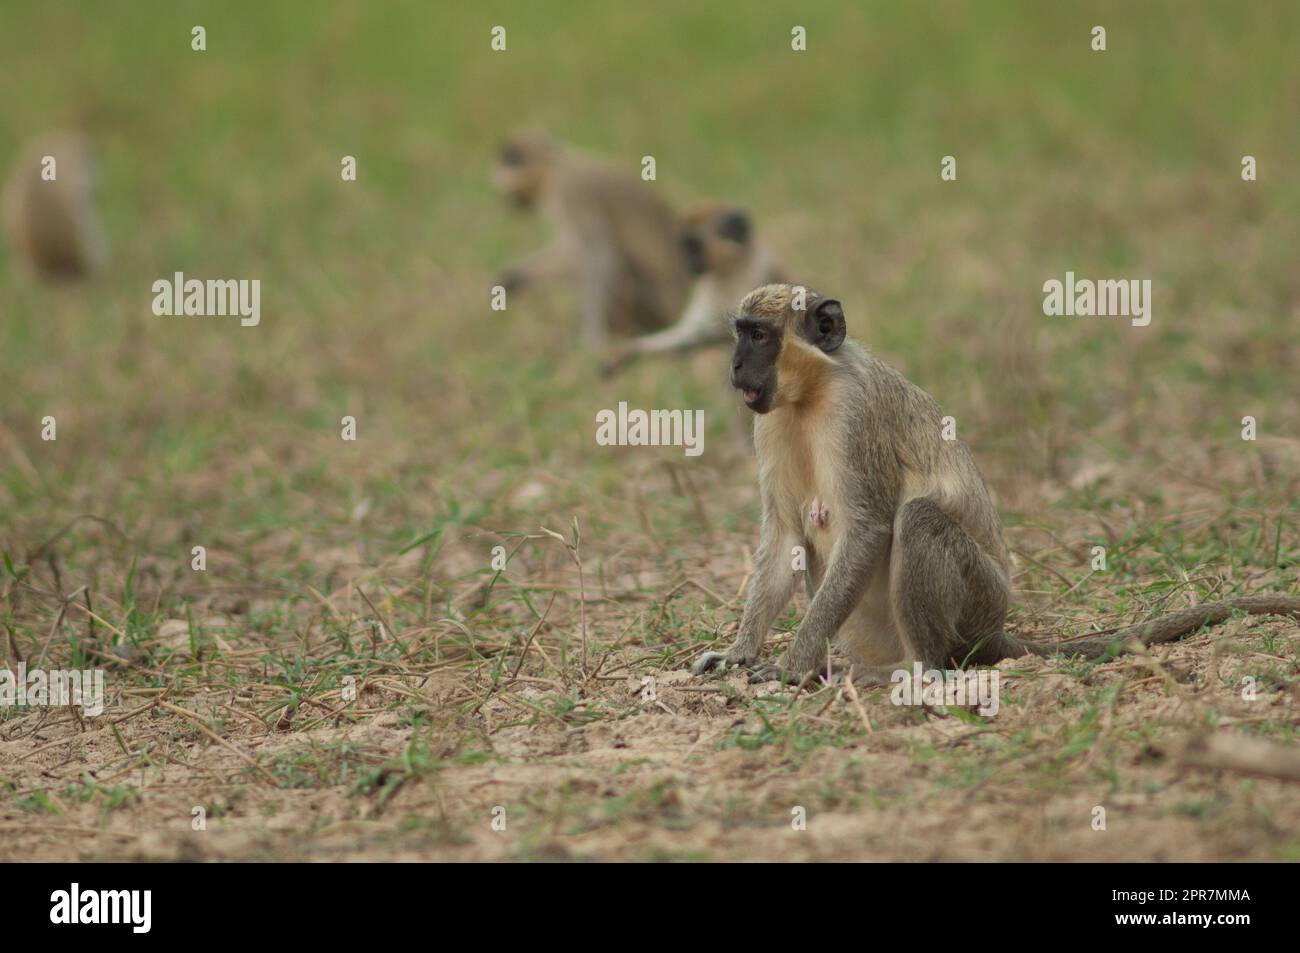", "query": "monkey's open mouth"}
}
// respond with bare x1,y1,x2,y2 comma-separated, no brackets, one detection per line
742,388,761,406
